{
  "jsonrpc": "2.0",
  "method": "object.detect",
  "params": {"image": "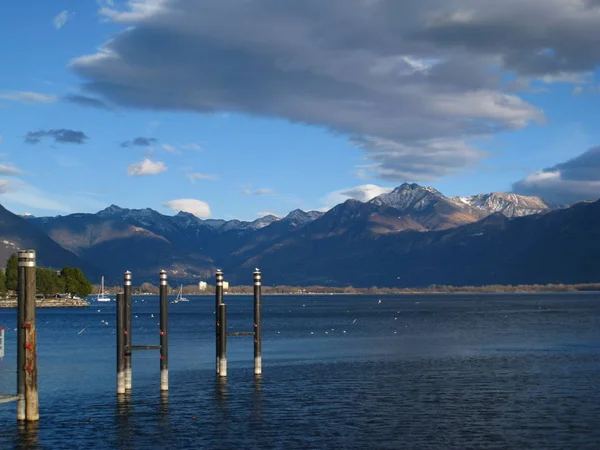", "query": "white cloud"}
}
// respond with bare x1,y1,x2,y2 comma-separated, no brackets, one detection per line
0,164,21,176
0,180,105,214
187,173,219,183
0,91,57,104
241,188,276,196
181,143,203,151
53,10,70,30
163,198,211,218
0,179,16,194
99,0,168,23
162,143,176,152
127,158,167,176
572,86,584,95
321,184,393,209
